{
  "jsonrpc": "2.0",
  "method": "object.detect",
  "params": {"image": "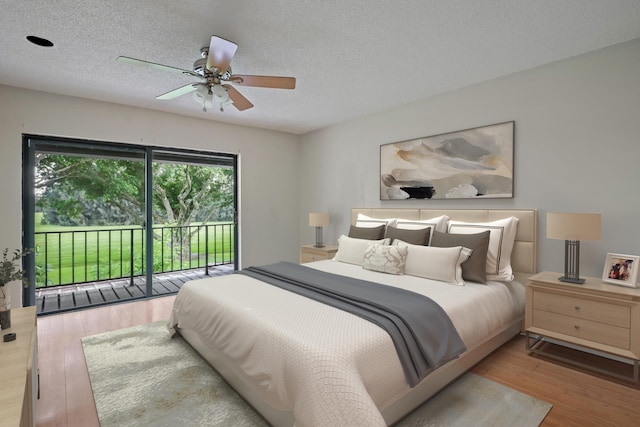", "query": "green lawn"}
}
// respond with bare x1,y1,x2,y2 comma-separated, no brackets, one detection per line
34,217,234,288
